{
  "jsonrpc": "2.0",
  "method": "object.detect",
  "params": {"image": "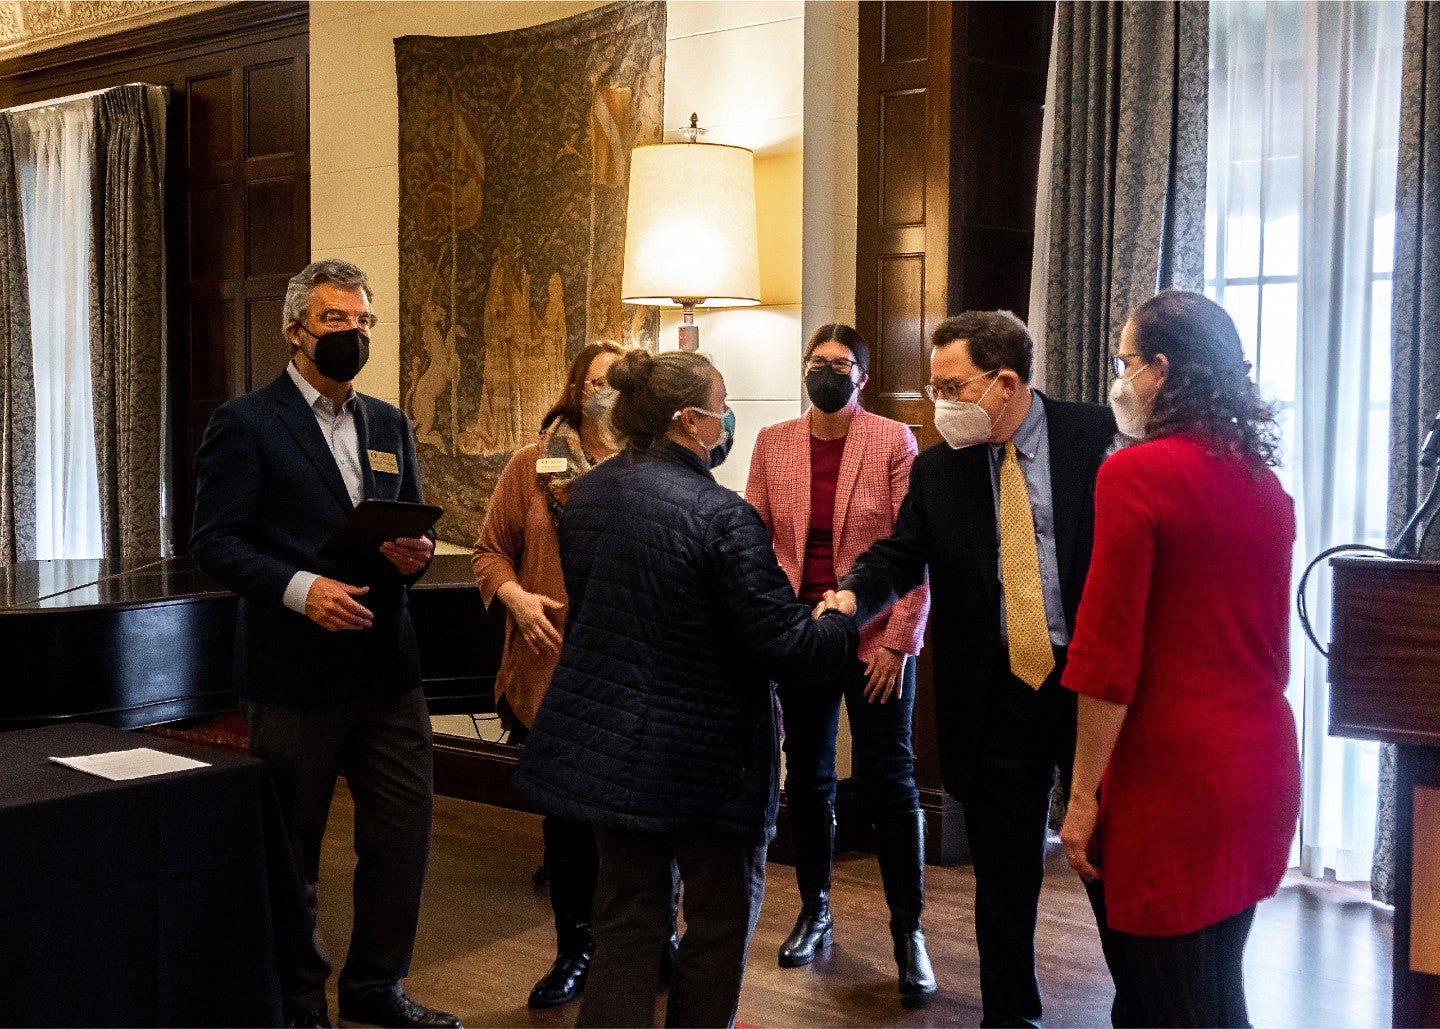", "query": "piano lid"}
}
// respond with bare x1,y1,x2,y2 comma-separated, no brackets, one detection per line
0,558,229,611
